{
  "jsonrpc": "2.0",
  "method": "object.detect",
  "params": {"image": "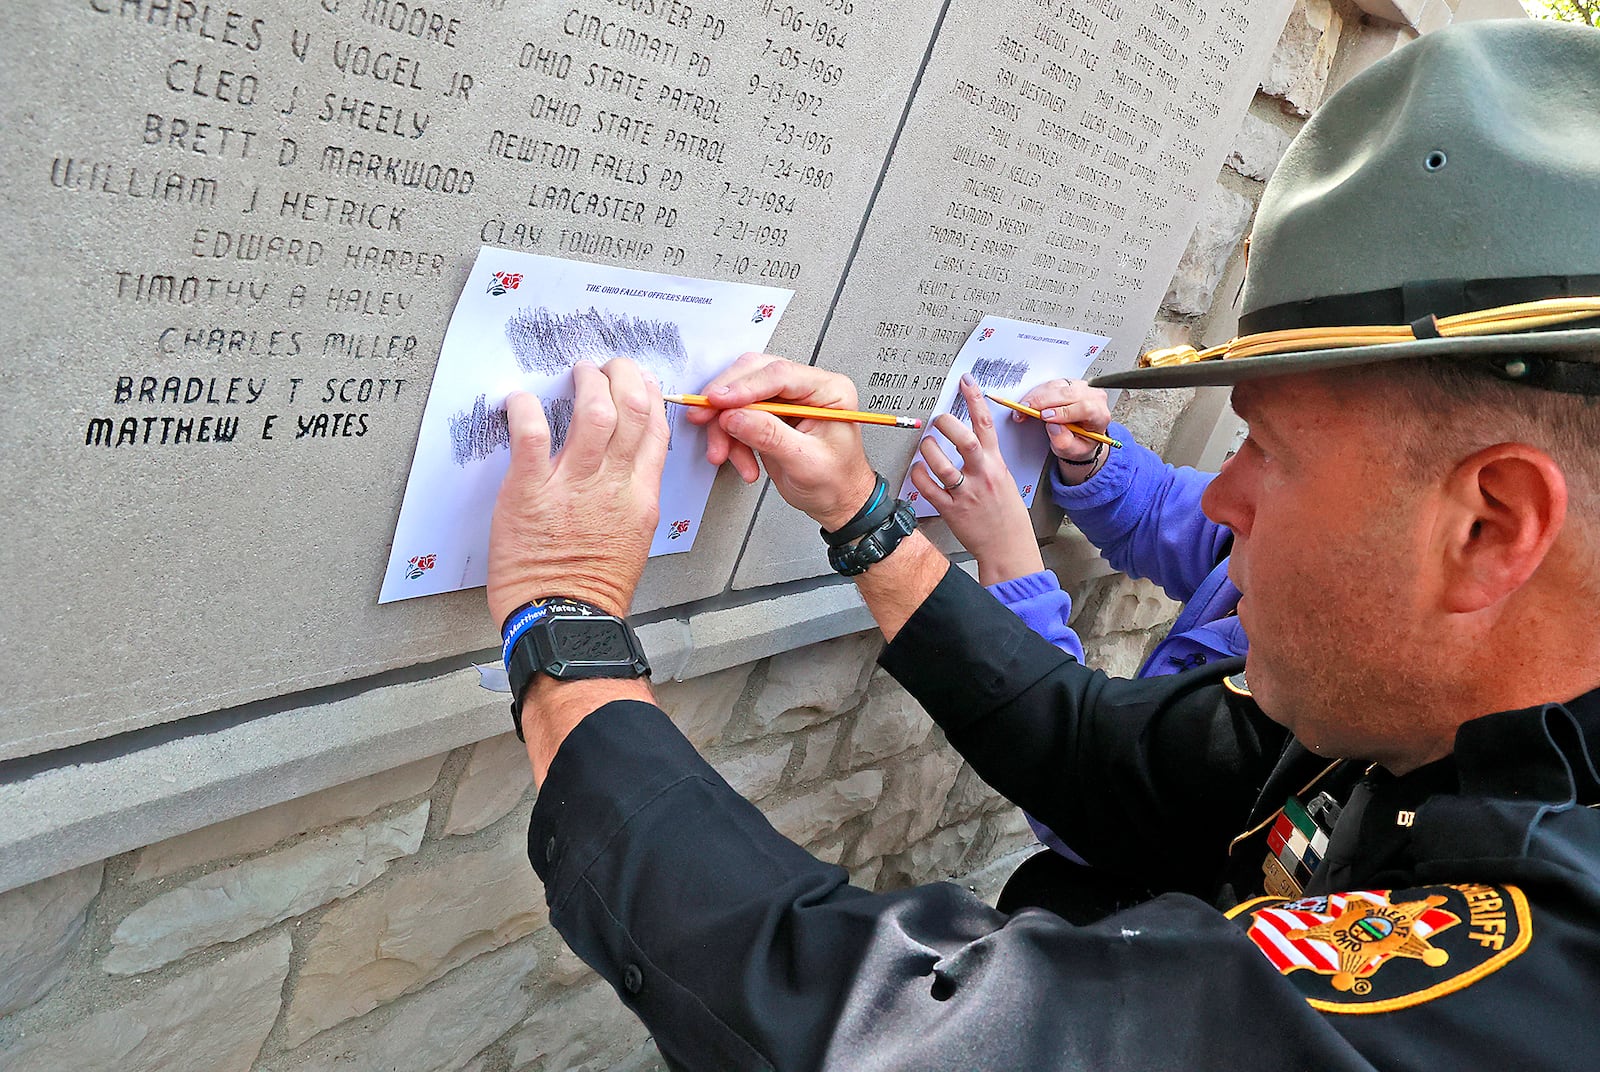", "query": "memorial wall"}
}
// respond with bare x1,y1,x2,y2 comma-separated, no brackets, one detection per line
1,0,1291,761
738,0,1295,585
